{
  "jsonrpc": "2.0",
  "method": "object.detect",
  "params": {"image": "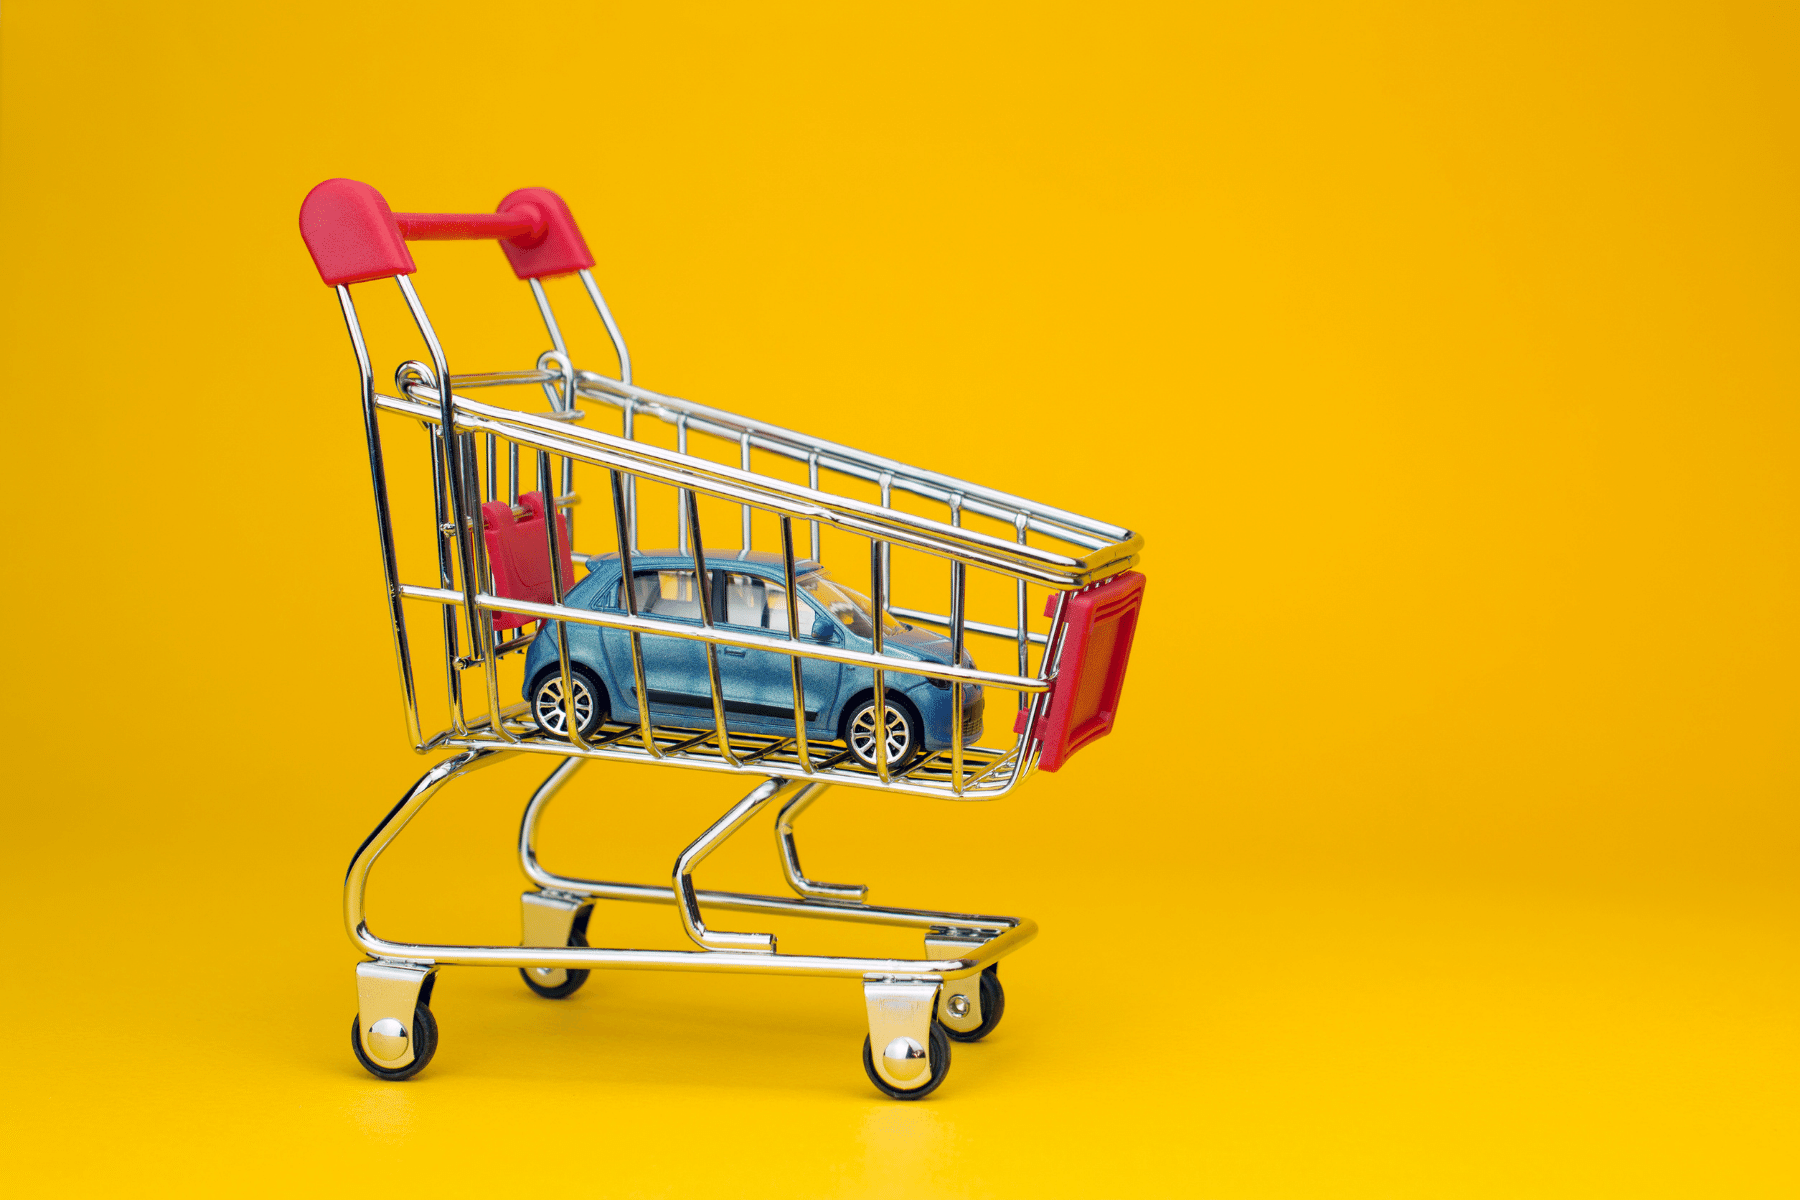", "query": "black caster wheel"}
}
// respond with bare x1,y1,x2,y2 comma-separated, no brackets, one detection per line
520,905,593,999
939,964,1005,1043
350,1002,439,1081
862,1020,952,1101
